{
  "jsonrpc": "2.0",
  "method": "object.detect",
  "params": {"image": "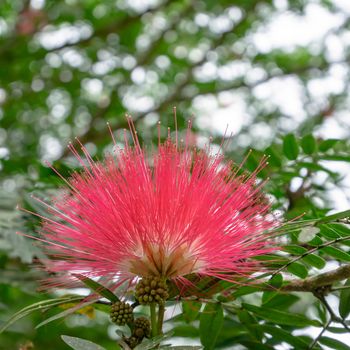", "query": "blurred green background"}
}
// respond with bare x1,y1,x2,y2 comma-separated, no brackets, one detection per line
2,0,350,349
